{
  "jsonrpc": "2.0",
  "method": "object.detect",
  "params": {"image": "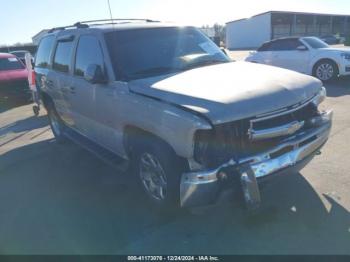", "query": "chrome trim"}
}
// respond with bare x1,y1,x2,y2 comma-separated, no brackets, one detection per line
248,121,305,141
180,111,332,207
253,95,315,121
250,124,330,178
